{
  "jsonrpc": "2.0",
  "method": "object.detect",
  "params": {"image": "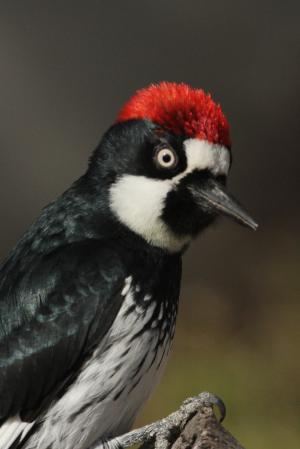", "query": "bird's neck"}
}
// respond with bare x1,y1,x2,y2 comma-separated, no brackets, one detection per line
11,174,177,263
